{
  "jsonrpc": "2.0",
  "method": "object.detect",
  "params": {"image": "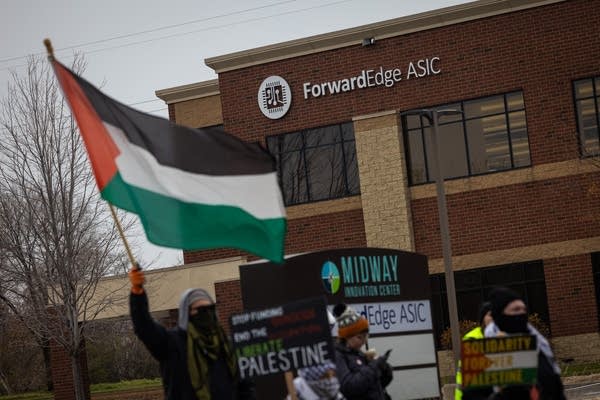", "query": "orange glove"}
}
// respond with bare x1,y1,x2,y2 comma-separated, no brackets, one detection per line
128,266,145,295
